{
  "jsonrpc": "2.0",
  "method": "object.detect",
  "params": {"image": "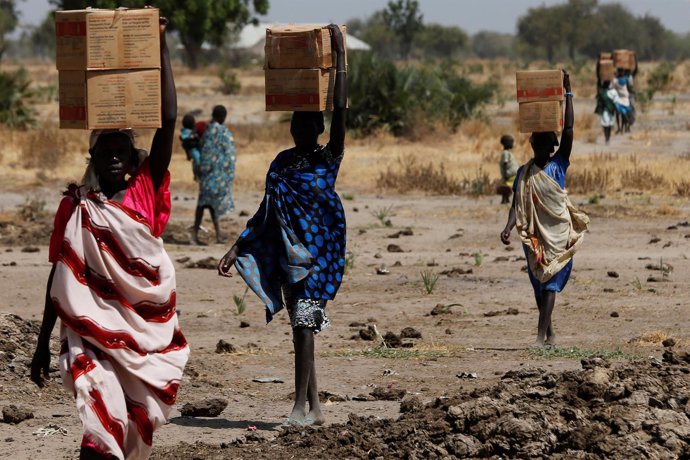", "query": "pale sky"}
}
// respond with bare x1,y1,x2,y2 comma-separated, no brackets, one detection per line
16,0,690,34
